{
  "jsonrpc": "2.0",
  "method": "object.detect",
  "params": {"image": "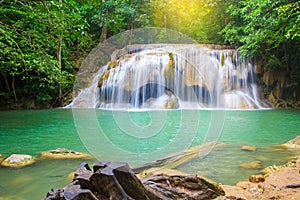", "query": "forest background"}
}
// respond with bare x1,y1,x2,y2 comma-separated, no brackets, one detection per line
0,0,299,109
